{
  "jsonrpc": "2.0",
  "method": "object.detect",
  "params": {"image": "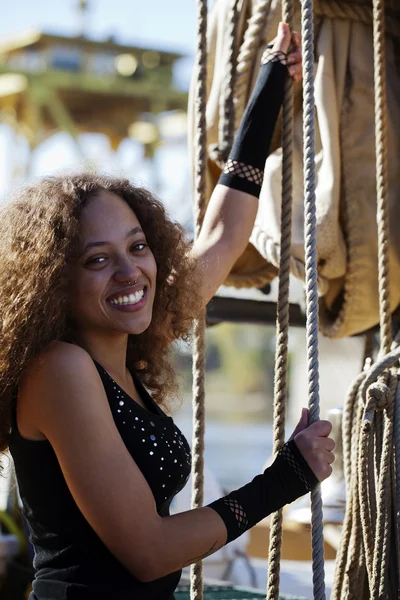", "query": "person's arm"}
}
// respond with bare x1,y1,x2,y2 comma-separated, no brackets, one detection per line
21,343,334,582
190,22,302,305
